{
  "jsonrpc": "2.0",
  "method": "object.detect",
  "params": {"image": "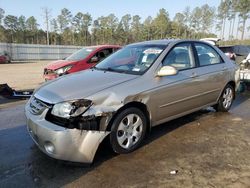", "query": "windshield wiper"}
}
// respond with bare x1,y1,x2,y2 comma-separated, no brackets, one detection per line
105,67,117,72
91,66,97,70
93,67,118,72
106,67,132,74
93,66,131,74
91,66,105,71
